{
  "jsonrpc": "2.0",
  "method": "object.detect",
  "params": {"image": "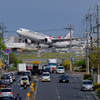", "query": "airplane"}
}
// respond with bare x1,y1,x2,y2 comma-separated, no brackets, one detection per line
16,28,82,48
